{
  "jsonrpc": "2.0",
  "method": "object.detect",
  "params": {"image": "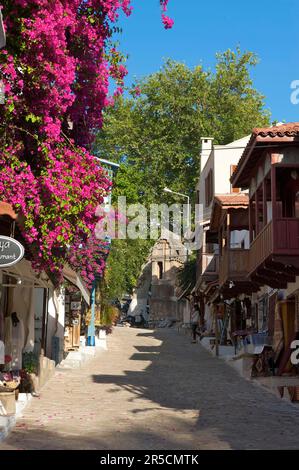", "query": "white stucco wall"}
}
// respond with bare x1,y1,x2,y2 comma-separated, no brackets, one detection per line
46,287,65,359
214,136,250,195
198,135,250,226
